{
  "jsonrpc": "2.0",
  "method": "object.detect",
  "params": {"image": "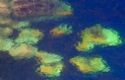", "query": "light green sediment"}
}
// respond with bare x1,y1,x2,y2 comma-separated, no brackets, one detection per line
70,56,110,73
0,37,15,51
35,51,63,64
0,27,13,37
9,43,38,59
103,28,122,46
15,28,44,45
90,57,110,72
37,62,64,77
86,43,95,51
58,24,73,34
76,24,122,52
12,21,30,29
56,1,73,12
35,51,64,77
